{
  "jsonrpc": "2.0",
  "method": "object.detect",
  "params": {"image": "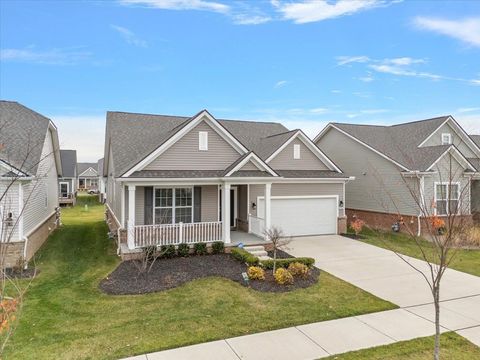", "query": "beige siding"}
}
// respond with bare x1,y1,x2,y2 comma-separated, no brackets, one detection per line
201,185,218,222
144,120,241,170
23,129,59,236
269,139,329,170
472,180,480,213
239,161,259,171
135,186,145,225
421,122,477,158
423,154,471,215
248,183,343,217
317,128,419,216
238,185,248,221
